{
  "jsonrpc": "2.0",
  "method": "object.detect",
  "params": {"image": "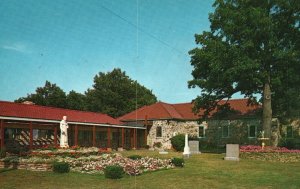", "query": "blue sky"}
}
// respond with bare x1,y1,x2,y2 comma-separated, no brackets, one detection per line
0,0,221,103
